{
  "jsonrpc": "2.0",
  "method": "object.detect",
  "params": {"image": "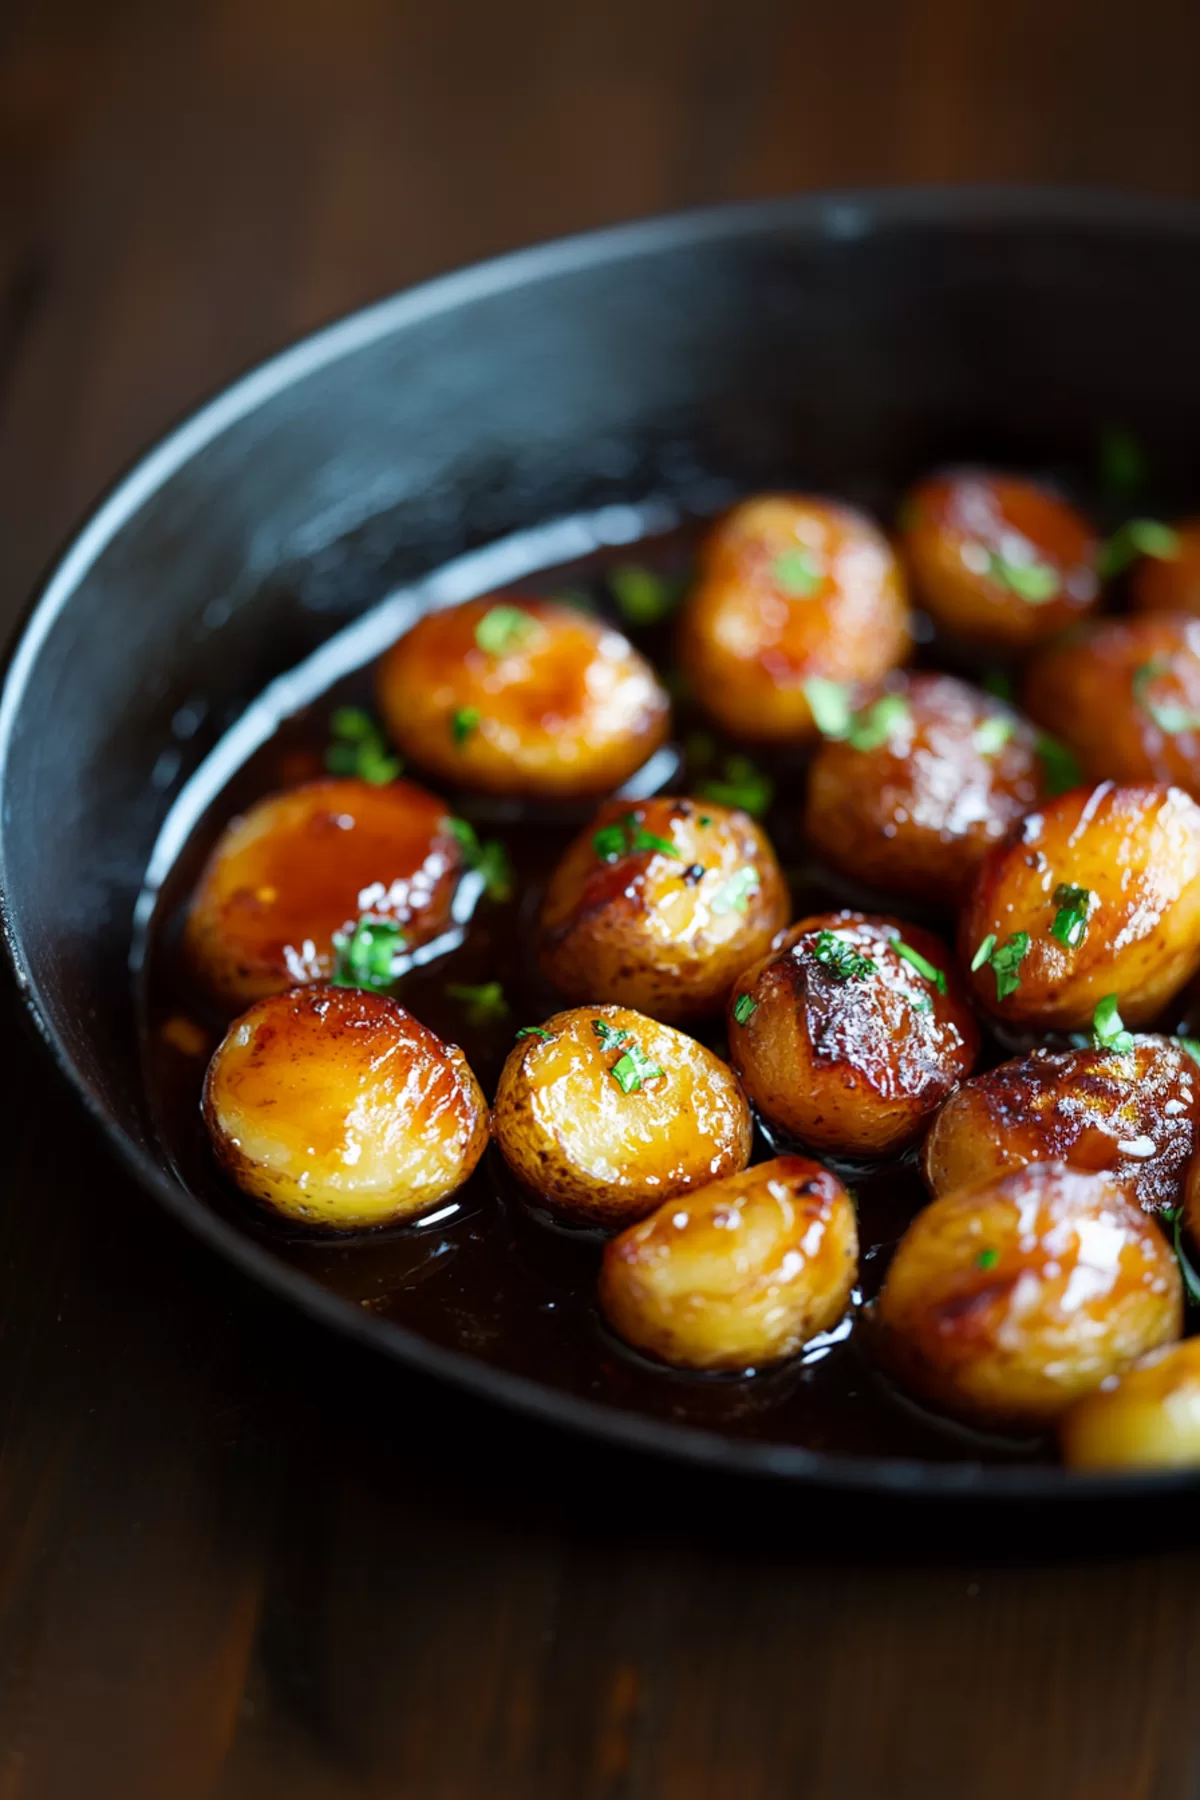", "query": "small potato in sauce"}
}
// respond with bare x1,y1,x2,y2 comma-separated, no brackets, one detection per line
898,470,1100,652
184,777,463,1011
375,596,669,798
1061,1338,1200,1470
872,1163,1182,1431
1130,519,1200,617
203,985,489,1230
804,672,1047,904
492,1004,751,1228
538,796,789,1022
599,1156,858,1372
959,782,1200,1030
727,913,977,1158
677,495,911,743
